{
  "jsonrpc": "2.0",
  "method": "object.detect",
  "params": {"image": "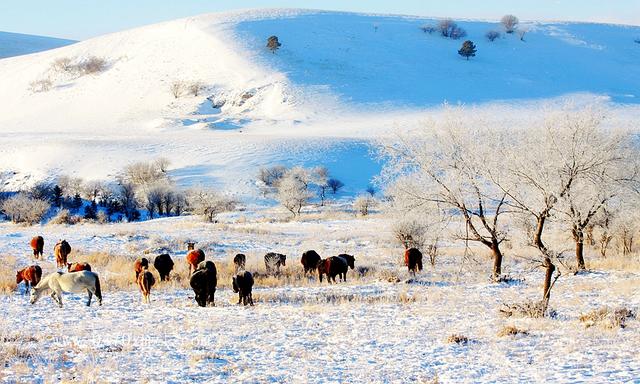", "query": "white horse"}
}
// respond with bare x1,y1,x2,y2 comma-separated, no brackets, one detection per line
30,271,102,307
